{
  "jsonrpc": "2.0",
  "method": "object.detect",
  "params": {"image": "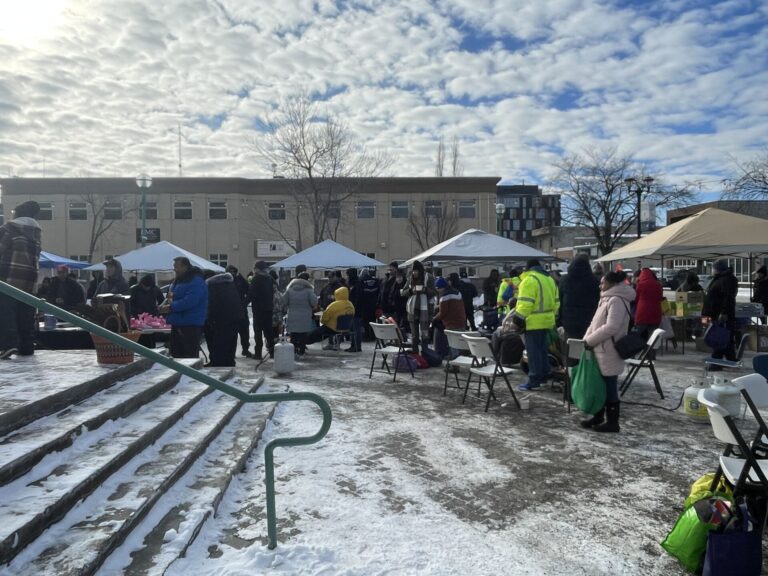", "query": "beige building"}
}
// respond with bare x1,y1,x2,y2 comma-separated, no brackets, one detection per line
0,177,505,272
